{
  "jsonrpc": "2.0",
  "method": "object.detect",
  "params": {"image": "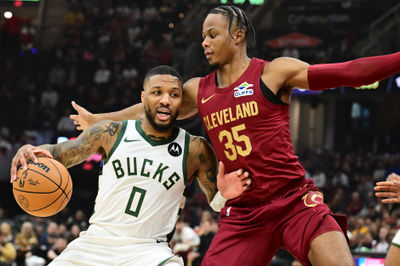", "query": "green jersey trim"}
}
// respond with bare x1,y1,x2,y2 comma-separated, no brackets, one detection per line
103,120,127,165
392,242,400,248
182,132,190,185
135,120,179,146
157,256,175,266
